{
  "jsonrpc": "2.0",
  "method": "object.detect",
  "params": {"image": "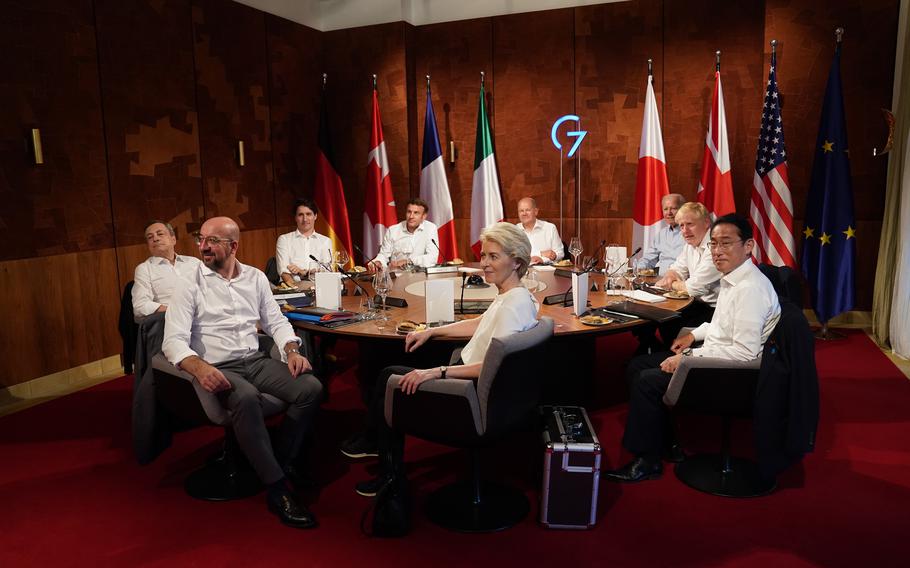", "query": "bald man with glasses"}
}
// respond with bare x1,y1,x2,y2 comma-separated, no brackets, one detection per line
163,216,323,529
